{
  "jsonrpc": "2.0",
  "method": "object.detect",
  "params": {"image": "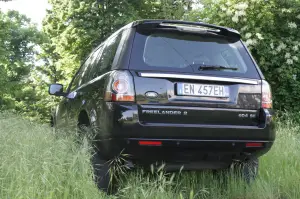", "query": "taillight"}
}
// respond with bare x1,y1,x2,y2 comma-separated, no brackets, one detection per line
262,80,272,109
105,70,135,102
